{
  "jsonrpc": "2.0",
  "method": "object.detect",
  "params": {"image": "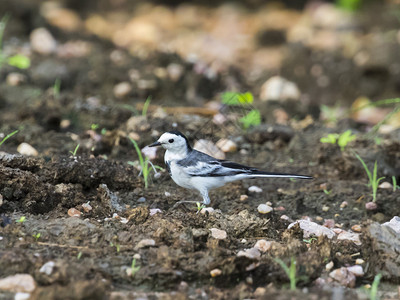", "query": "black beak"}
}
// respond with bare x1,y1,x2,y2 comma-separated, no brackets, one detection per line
148,141,161,147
